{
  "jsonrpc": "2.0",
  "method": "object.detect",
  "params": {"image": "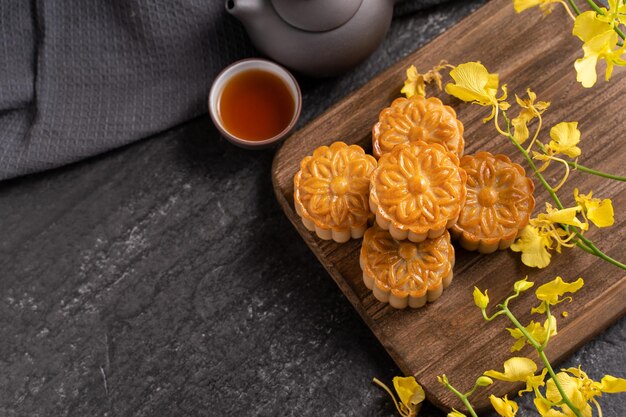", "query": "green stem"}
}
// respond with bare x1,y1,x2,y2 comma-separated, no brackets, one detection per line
507,135,626,271
482,309,505,322
584,0,604,14
575,240,596,255
502,306,584,417
567,0,581,14
442,382,479,417
576,234,626,269
567,161,626,181
507,136,564,210
502,307,542,350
